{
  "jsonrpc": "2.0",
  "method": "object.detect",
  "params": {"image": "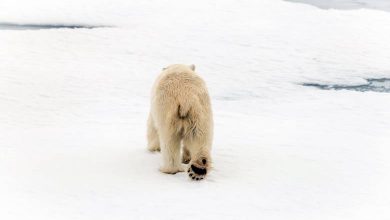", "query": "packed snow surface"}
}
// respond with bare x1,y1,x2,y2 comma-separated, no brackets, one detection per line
1,0,390,219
